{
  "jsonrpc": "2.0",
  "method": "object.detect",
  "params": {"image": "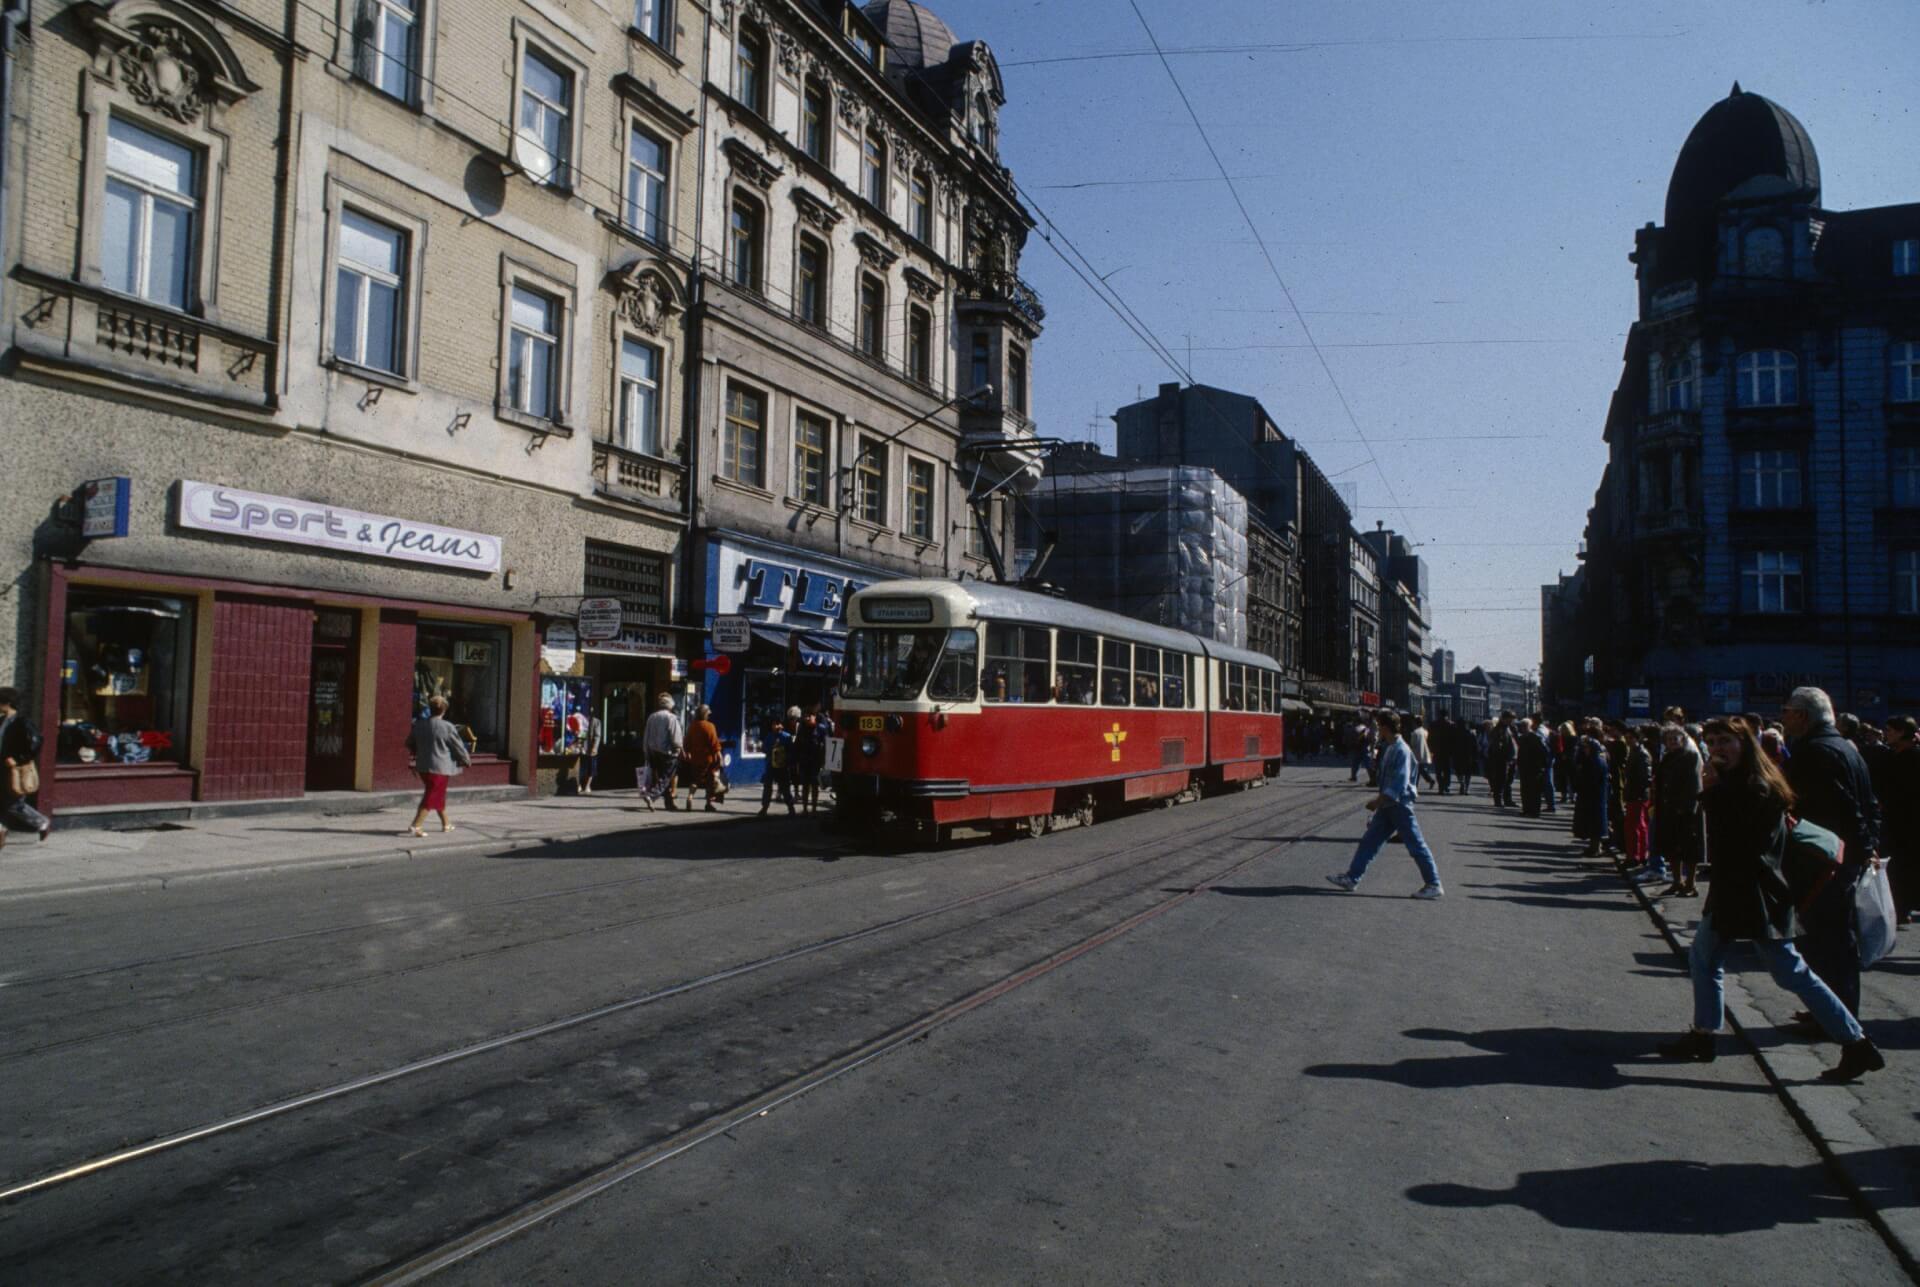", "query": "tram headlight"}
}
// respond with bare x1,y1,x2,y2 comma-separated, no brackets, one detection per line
860,736,881,757
885,714,905,732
